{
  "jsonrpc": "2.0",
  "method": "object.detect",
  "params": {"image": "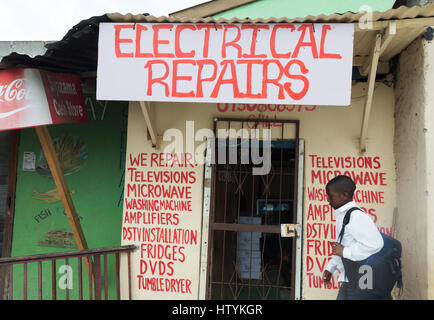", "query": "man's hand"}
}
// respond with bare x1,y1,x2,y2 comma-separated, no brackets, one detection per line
331,242,344,257
323,270,332,285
